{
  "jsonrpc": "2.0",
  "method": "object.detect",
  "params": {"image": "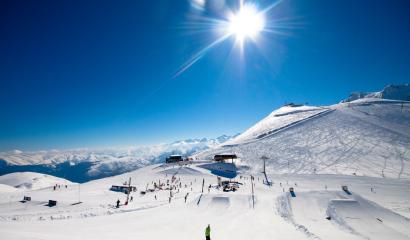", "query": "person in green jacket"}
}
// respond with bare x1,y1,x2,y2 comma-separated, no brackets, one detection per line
205,224,211,240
